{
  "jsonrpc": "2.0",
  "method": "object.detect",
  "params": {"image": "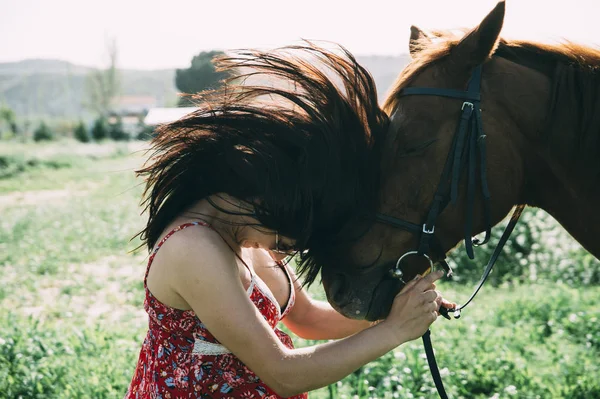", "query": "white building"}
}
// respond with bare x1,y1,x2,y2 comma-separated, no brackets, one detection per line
143,107,198,126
